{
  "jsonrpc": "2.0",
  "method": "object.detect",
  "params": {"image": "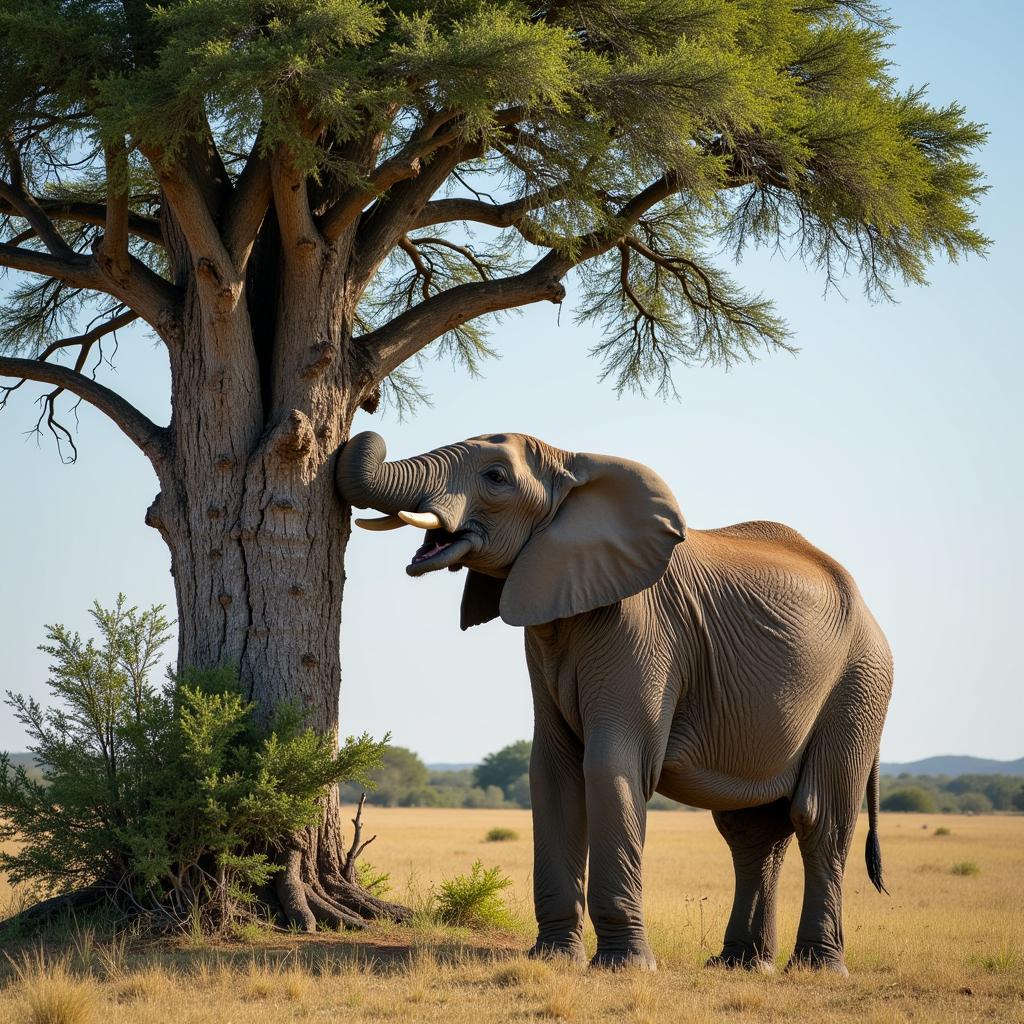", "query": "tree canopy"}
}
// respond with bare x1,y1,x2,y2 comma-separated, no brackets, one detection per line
0,0,989,454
